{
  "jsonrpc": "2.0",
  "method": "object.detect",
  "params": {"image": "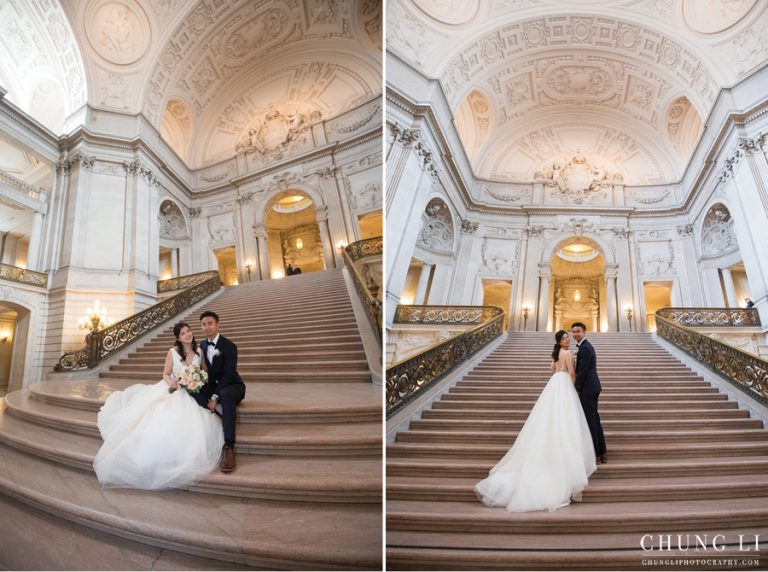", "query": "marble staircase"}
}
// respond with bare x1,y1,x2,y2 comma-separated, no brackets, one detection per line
0,269,382,570
387,332,767,570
